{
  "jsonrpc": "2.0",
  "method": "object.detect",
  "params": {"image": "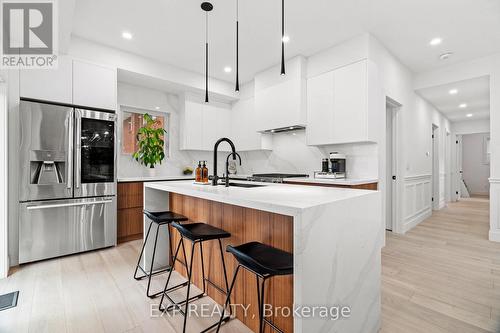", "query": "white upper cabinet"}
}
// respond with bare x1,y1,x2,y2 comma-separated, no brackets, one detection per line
181,100,204,150
255,56,307,132
20,56,117,110
231,97,272,151
306,59,380,145
180,98,233,152
73,59,117,110
20,55,73,104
